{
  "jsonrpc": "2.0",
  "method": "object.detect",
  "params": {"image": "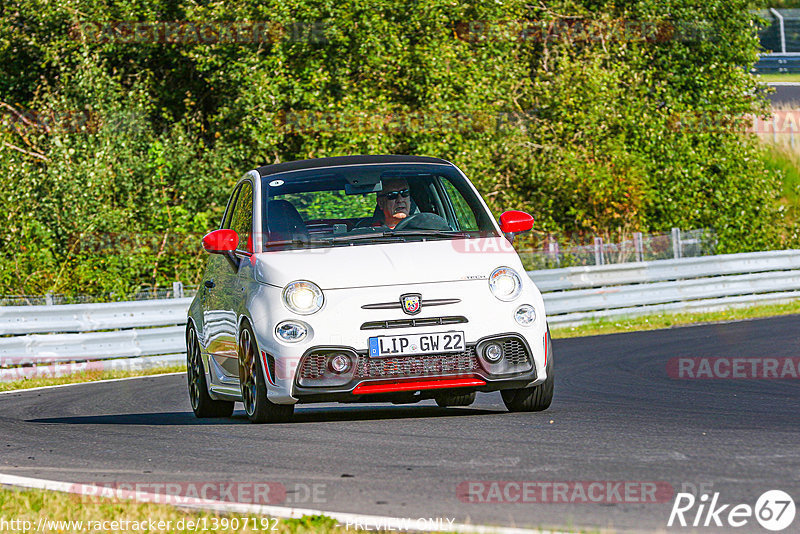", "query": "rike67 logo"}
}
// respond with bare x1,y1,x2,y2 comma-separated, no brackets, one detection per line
668,490,796,531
